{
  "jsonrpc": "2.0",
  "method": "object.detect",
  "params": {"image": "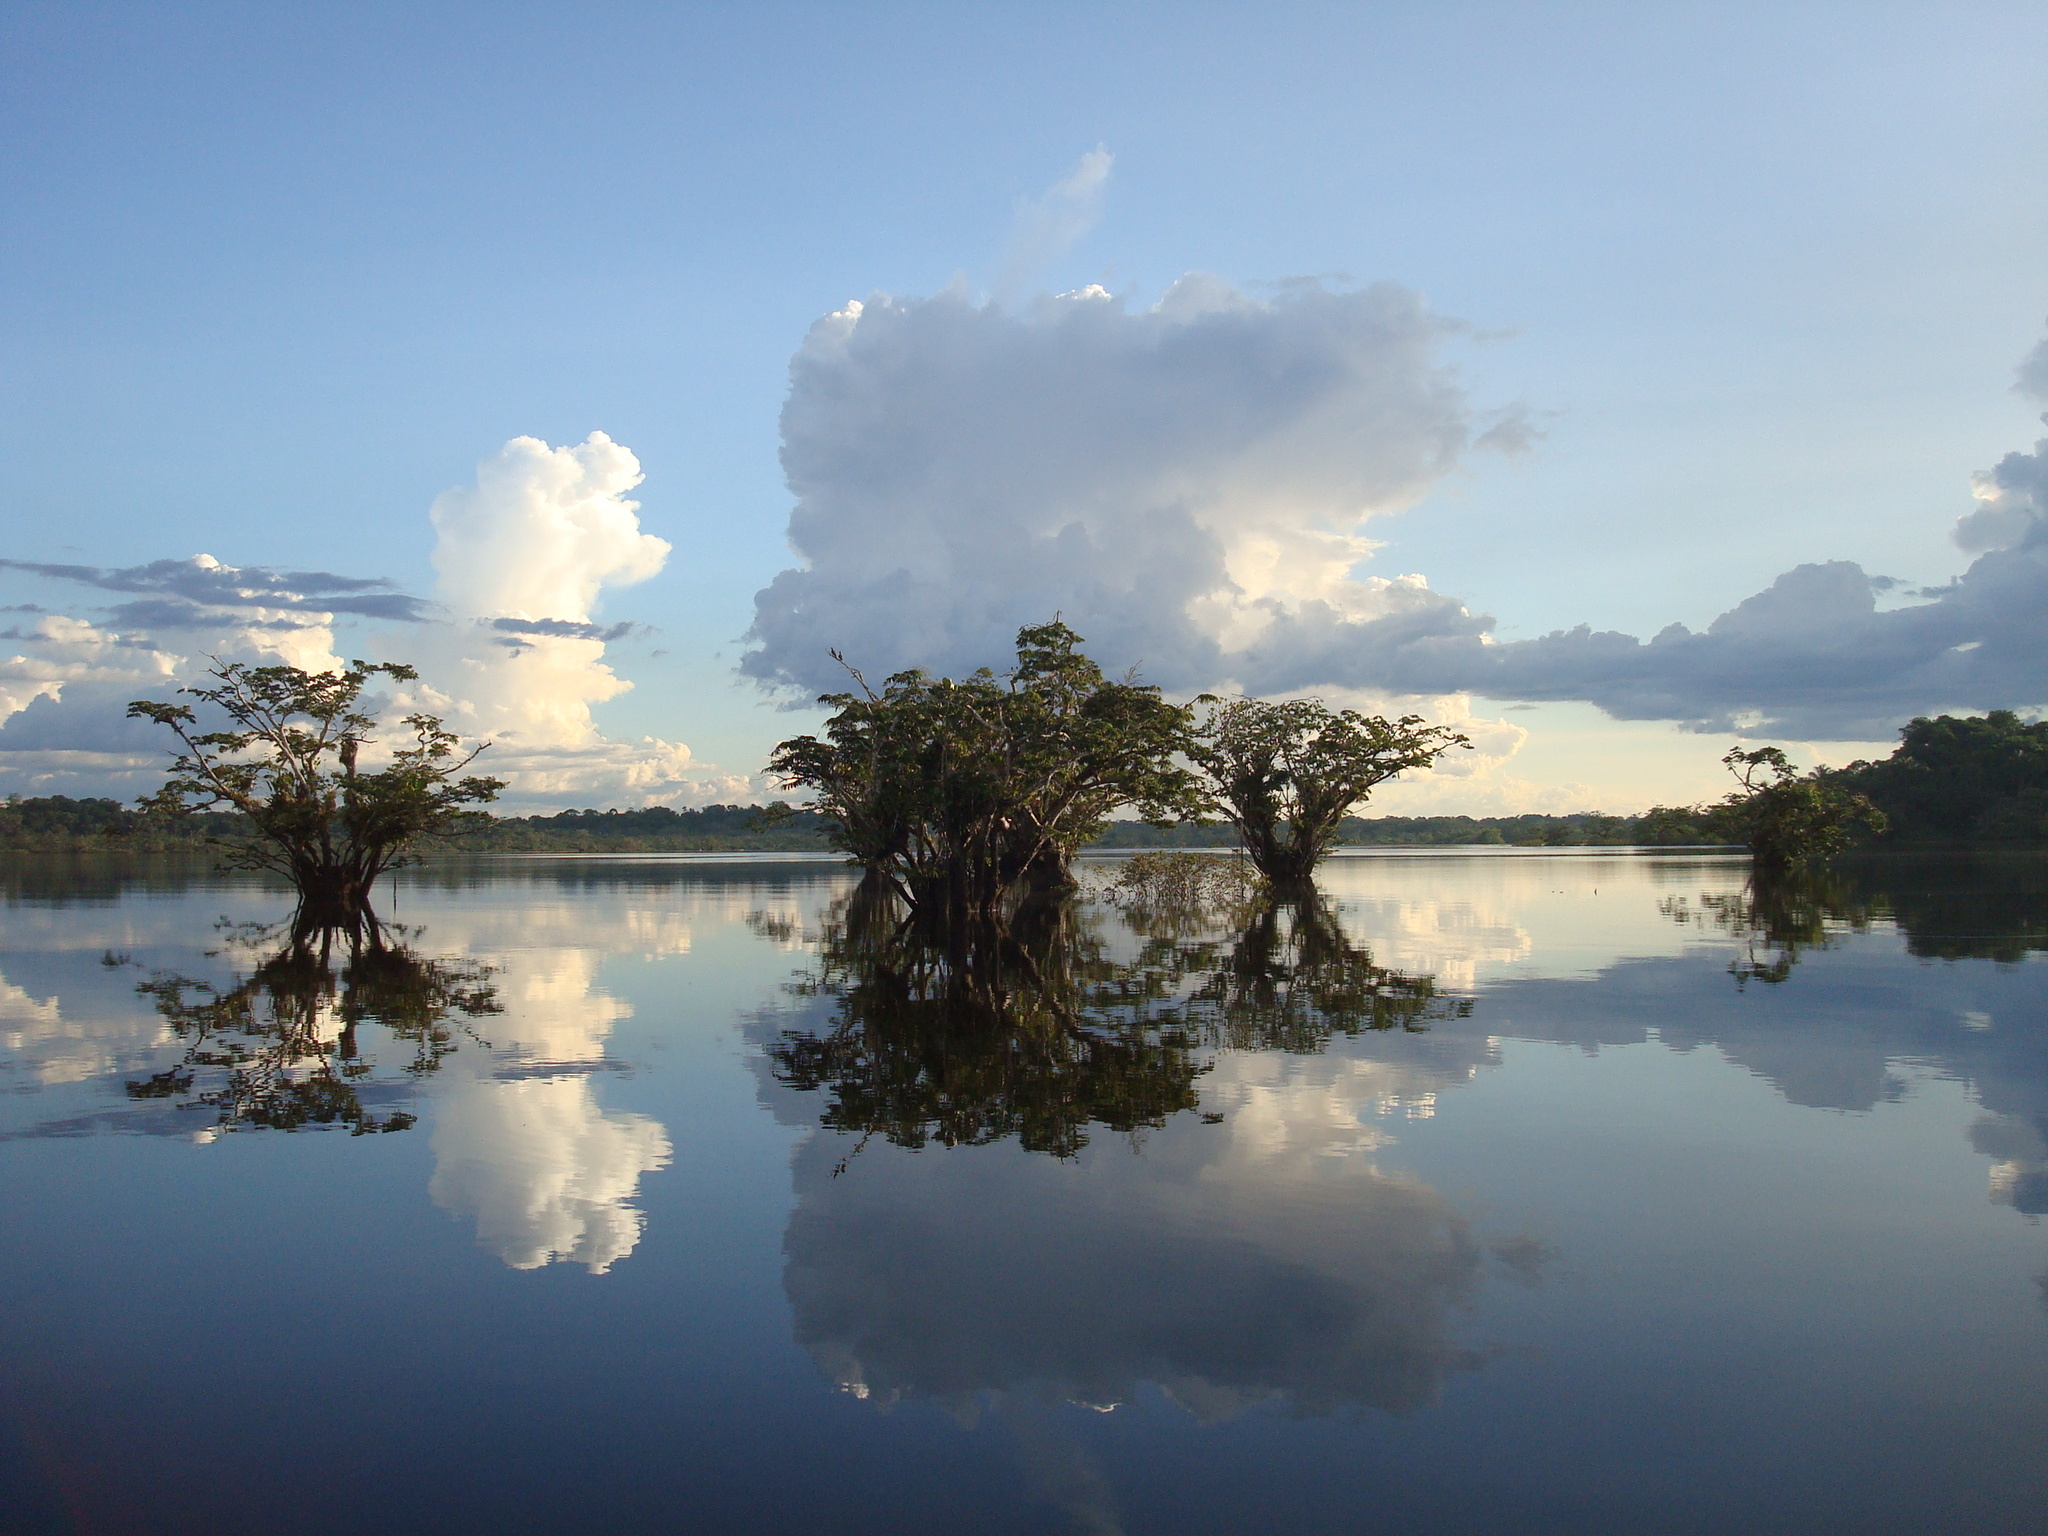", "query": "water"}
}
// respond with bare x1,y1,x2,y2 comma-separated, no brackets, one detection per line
4,848,2046,1534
